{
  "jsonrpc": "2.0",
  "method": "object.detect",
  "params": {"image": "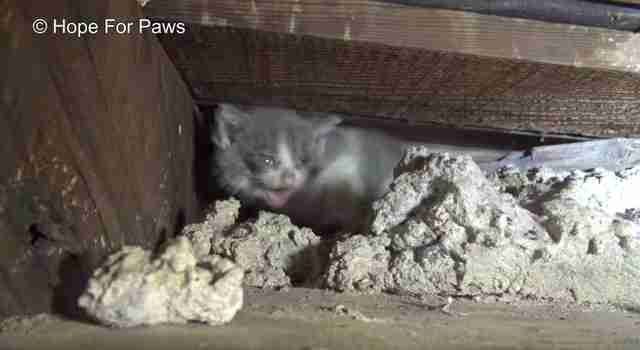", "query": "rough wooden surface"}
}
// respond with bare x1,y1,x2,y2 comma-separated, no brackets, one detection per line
157,26,640,137
145,0,640,74
0,0,198,318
